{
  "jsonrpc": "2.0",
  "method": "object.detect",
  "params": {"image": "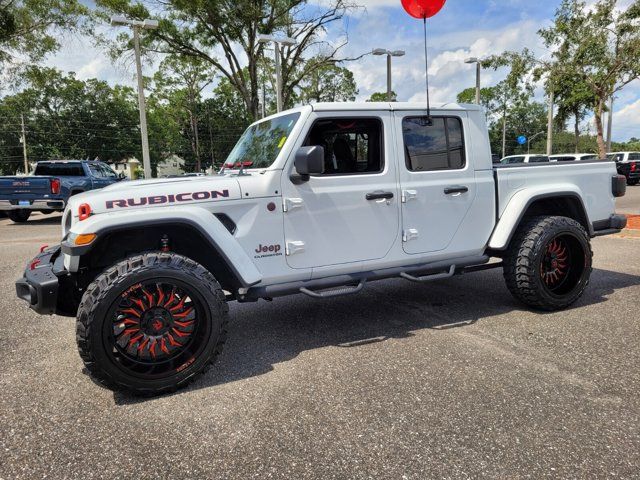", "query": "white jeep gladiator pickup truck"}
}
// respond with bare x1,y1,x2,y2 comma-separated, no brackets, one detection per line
16,102,627,395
